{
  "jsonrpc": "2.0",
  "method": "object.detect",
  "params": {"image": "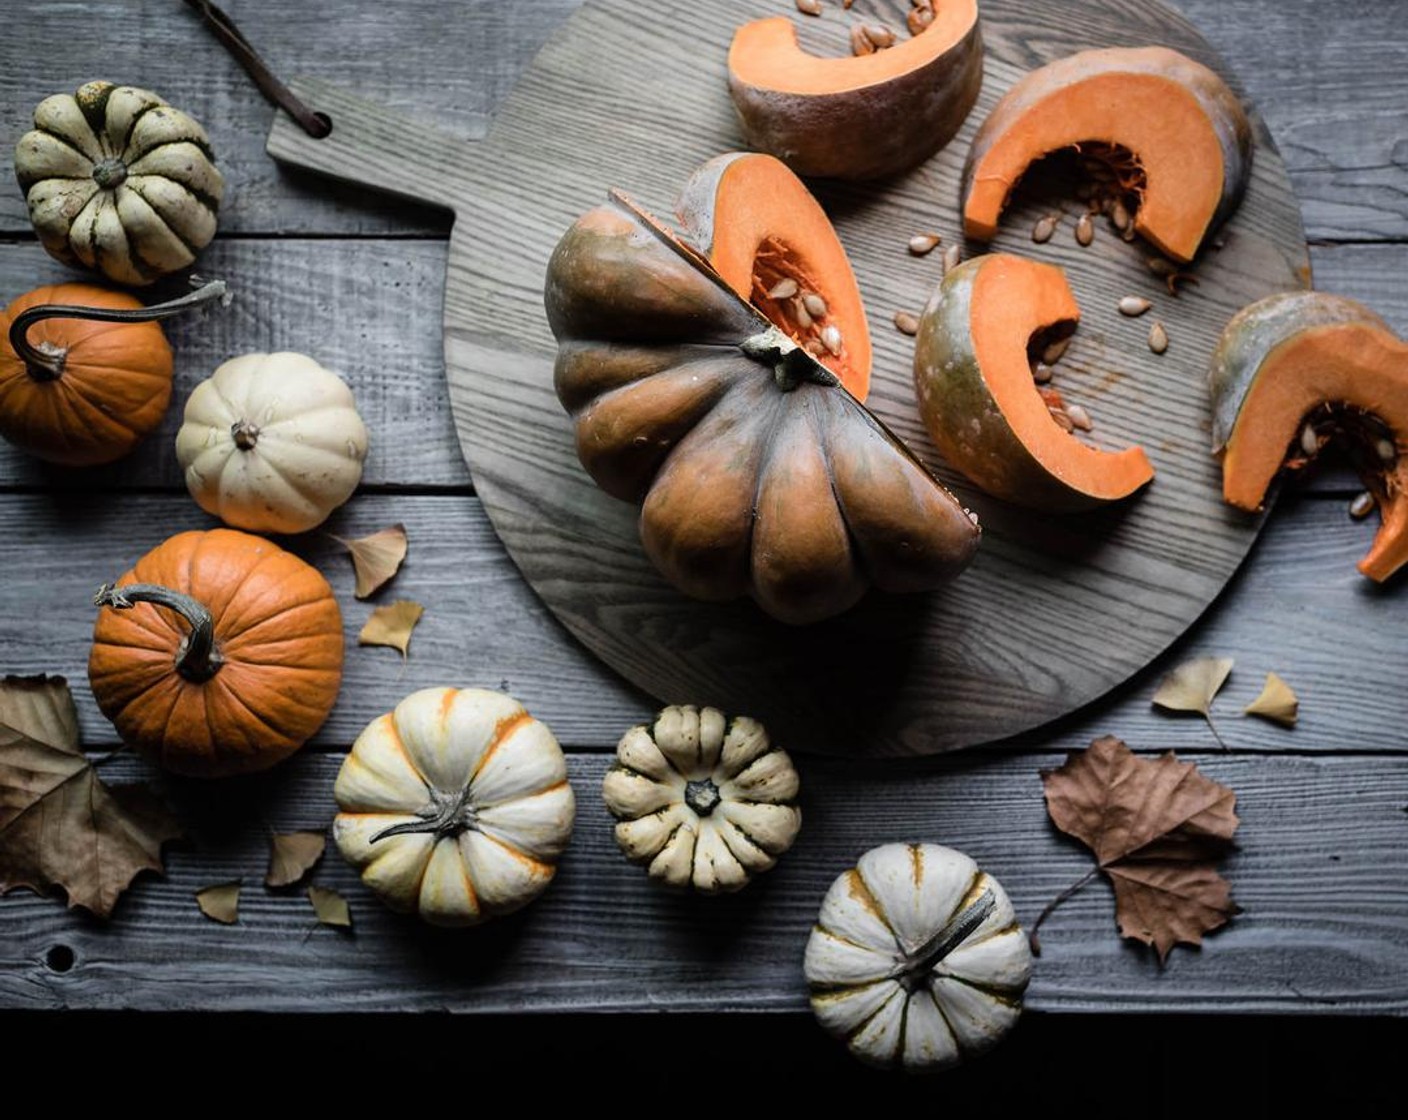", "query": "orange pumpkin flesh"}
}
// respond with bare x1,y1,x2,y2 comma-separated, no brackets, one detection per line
962,47,1251,263
676,152,871,400
728,1,983,180
89,528,344,777
1211,291,1408,581
914,253,1154,510
0,283,172,466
